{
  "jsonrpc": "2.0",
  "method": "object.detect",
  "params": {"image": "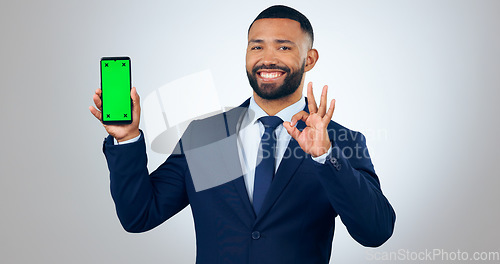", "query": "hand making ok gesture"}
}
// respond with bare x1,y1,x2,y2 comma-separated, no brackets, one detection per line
283,82,335,157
